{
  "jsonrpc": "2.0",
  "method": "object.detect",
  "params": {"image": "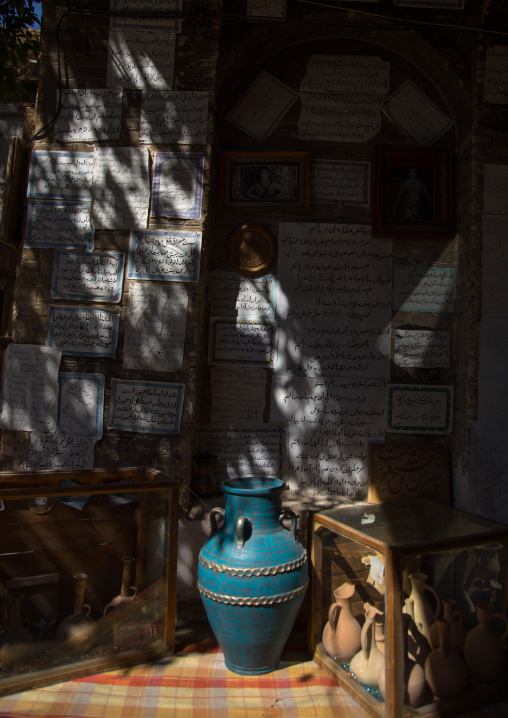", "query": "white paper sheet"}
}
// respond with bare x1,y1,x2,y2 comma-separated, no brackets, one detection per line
0,344,61,433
